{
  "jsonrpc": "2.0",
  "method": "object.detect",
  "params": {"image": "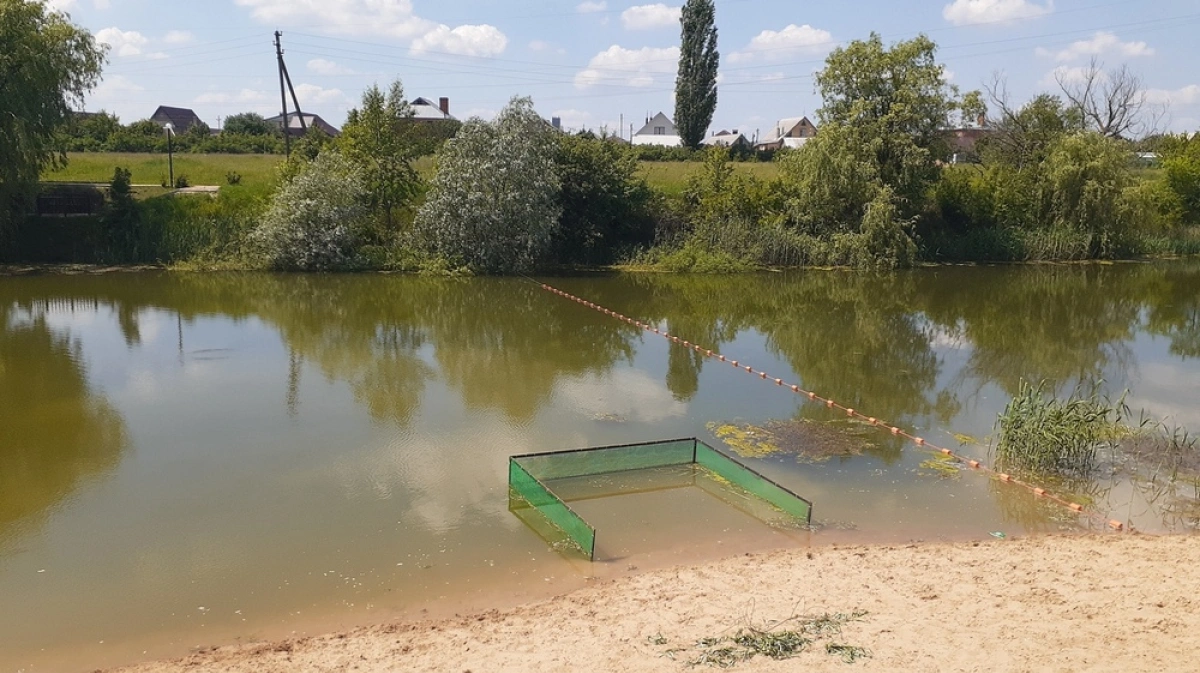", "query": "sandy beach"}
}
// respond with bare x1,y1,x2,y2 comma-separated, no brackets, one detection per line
106,533,1200,673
